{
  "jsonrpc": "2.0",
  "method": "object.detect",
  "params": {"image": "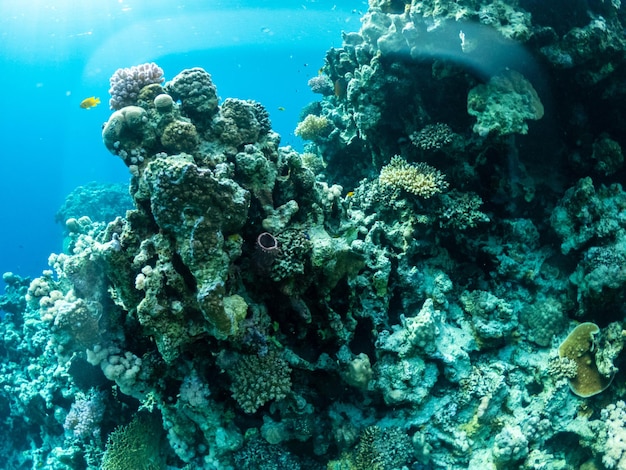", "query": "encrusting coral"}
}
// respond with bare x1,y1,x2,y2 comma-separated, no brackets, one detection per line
467,70,544,136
